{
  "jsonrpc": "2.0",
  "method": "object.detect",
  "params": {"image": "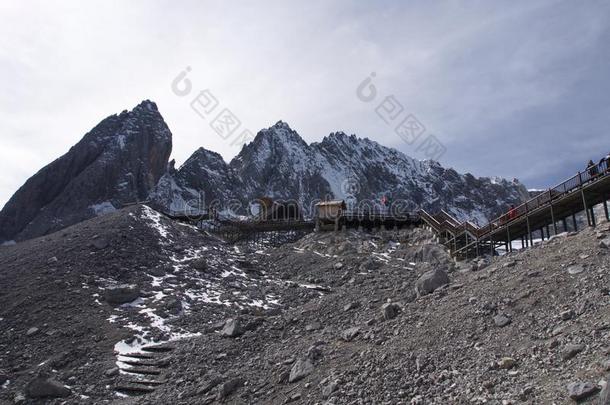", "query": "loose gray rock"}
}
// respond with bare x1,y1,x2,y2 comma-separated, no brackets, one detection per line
104,285,140,305
305,322,322,331
191,258,208,272
217,377,244,399
289,358,314,383
382,302,401,320
567,264,585,275
13,393,26,404
415,268,449,296
196,375,223,395
220,318,243,338
566,381,599,401
322,380,339,399
104,367,119,377
493,314,511,327
25,377,71,398
26,327,39,337
562,344,585,360
90,236,109,250
341,327,360,342
497,357,516,369
599,379,610,404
